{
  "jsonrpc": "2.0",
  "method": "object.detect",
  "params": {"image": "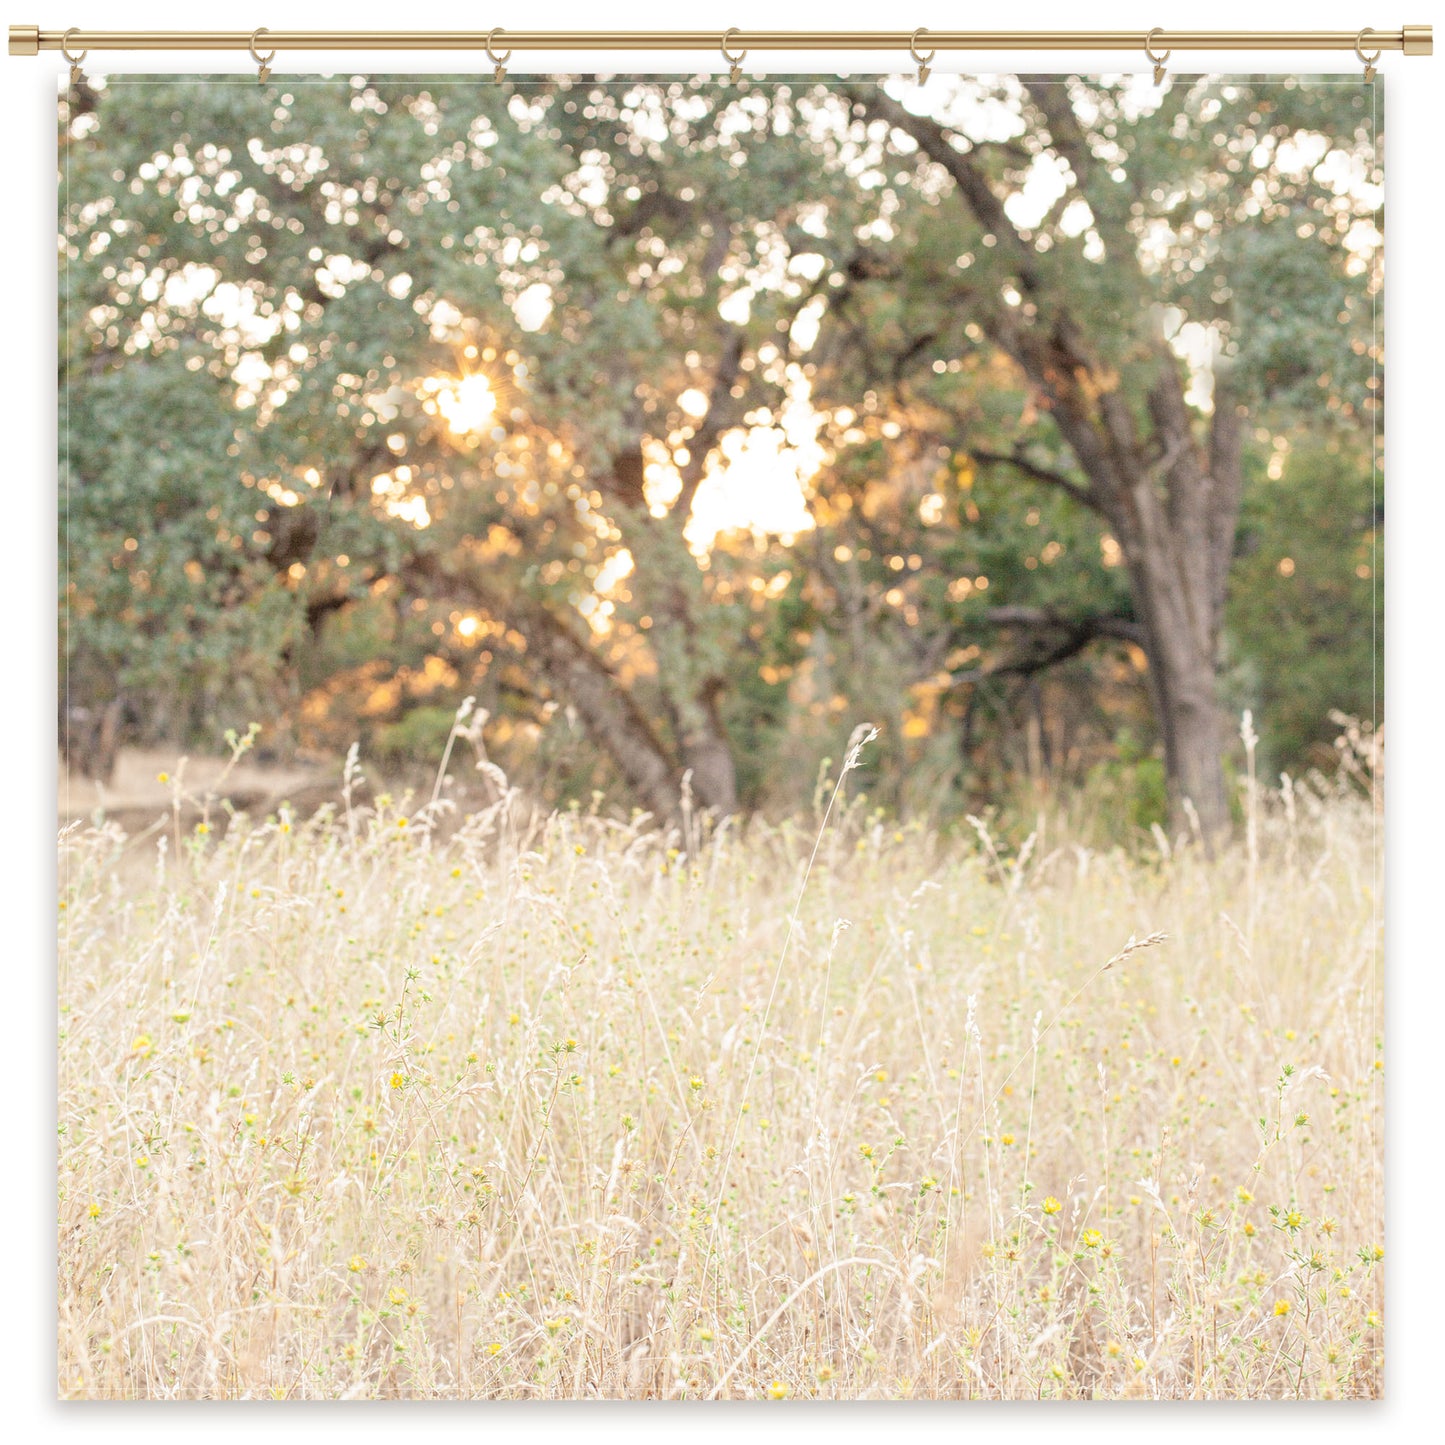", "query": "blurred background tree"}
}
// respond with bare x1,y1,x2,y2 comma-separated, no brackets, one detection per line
58,72,1381,839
